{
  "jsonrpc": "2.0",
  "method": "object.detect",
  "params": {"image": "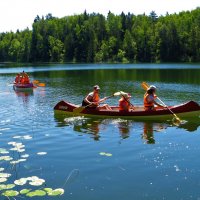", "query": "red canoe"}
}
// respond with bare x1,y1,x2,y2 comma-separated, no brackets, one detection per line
13,83,34,92
54,100,200,121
